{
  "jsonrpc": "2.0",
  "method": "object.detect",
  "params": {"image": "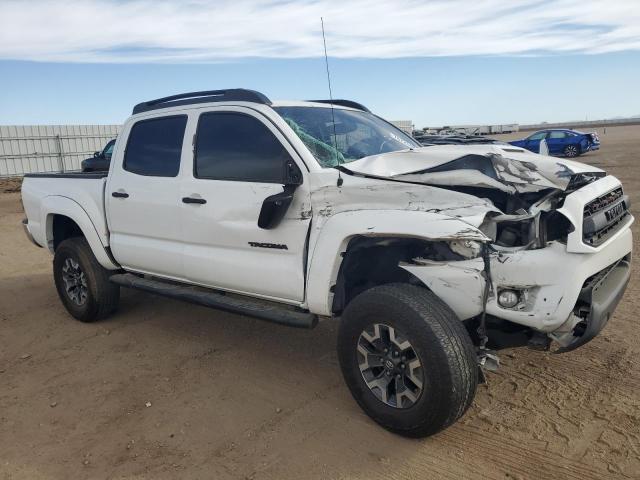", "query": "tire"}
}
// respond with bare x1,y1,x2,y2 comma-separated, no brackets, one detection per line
53,237,119,322
564,144,580,158
337,283,477,437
